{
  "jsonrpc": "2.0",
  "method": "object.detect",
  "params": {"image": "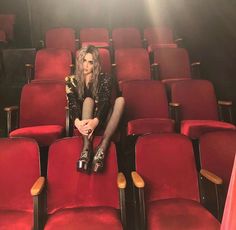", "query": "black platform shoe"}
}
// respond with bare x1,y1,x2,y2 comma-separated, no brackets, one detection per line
92,147,106,173
77,148,93,172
